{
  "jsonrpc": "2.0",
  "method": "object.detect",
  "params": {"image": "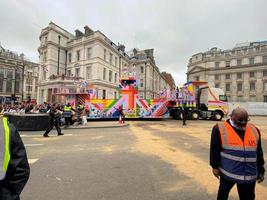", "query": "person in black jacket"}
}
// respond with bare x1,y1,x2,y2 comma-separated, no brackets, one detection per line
0,118,30,200
210,108,265,200
43,104,64,137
